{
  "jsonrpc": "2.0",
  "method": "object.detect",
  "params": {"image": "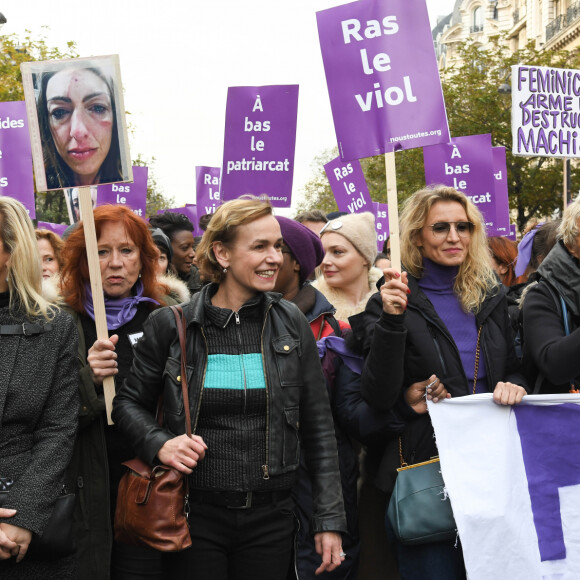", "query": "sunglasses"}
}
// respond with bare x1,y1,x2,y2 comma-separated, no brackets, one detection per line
427,221,475,238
